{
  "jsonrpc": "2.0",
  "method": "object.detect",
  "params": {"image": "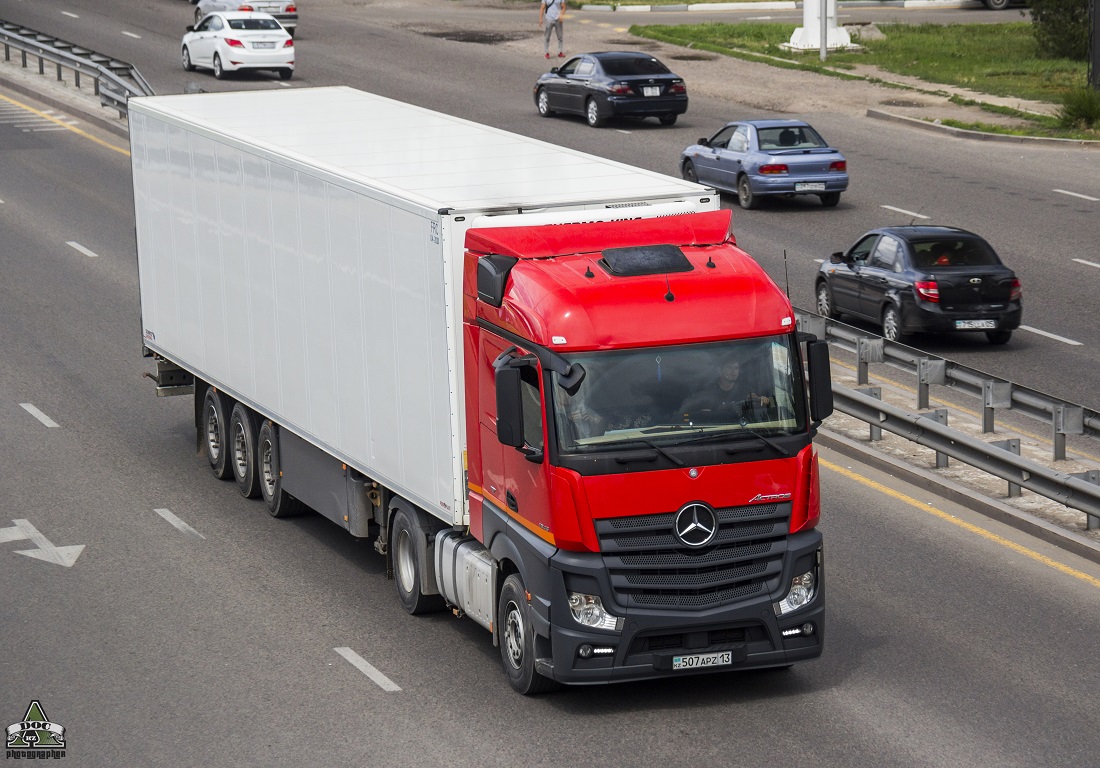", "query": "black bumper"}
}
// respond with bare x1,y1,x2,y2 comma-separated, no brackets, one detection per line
536,530,824,685
902,301,1022,334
